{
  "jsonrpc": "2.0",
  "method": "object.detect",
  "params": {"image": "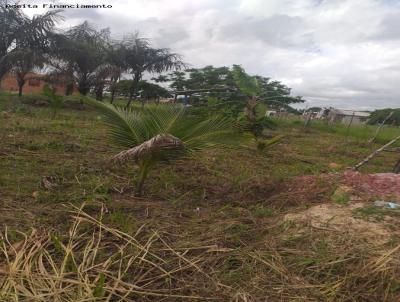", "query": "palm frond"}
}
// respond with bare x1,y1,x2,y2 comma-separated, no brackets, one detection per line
88,100,242,158
85,98,144,148
113,134,184,163
232,65,259,96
